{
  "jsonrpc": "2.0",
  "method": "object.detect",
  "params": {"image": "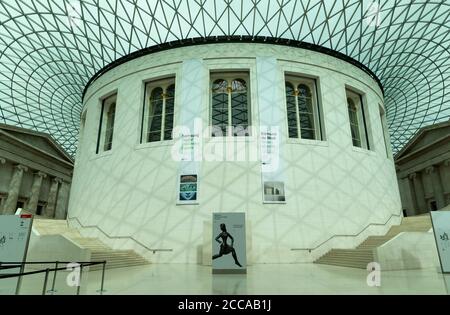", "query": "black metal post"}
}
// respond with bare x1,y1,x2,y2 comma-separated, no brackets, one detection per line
77,265,84,295
100,261,106,294
49,261,59,294
42,269,50,296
